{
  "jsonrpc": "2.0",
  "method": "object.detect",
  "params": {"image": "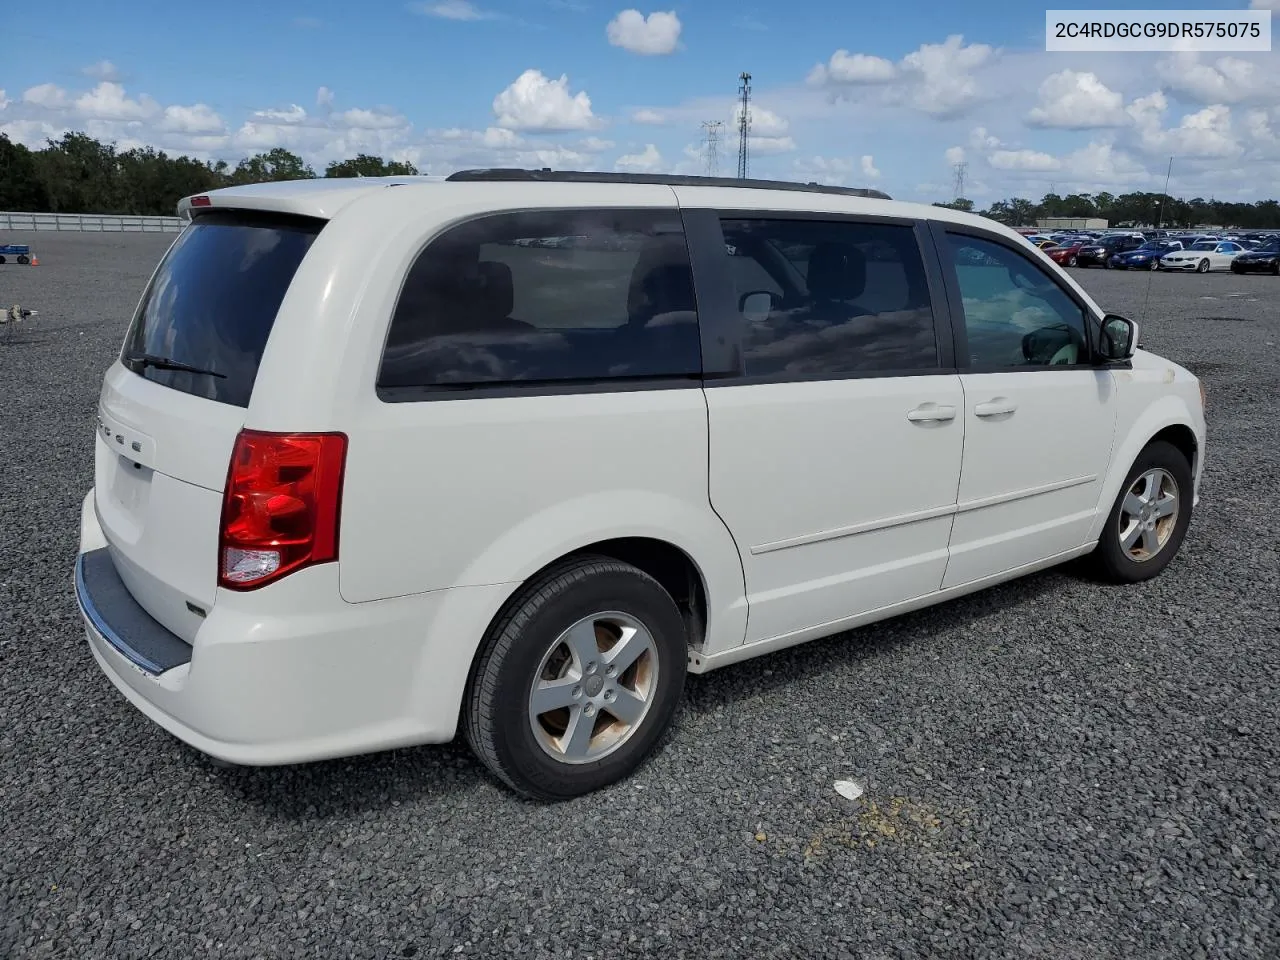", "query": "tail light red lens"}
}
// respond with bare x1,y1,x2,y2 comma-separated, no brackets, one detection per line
218,430,348,590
